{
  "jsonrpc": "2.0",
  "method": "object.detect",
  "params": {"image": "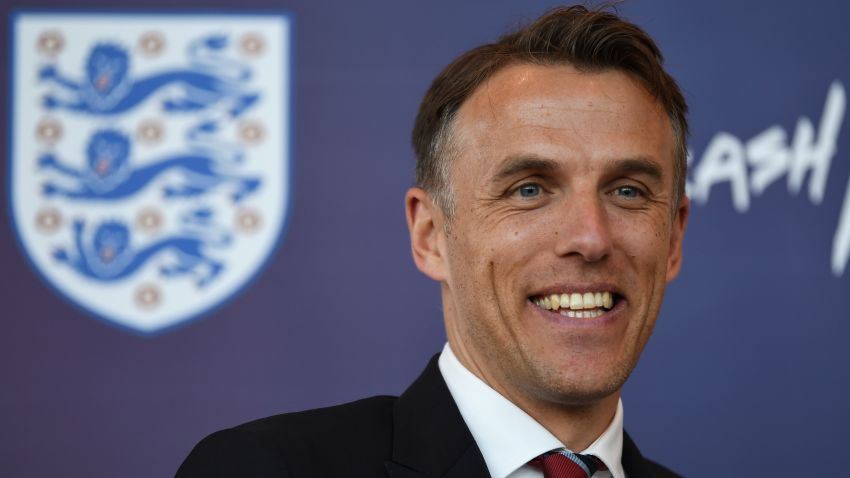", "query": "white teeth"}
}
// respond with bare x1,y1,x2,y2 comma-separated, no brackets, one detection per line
559,309,604,319
533,290,616,313
570,293,582,310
